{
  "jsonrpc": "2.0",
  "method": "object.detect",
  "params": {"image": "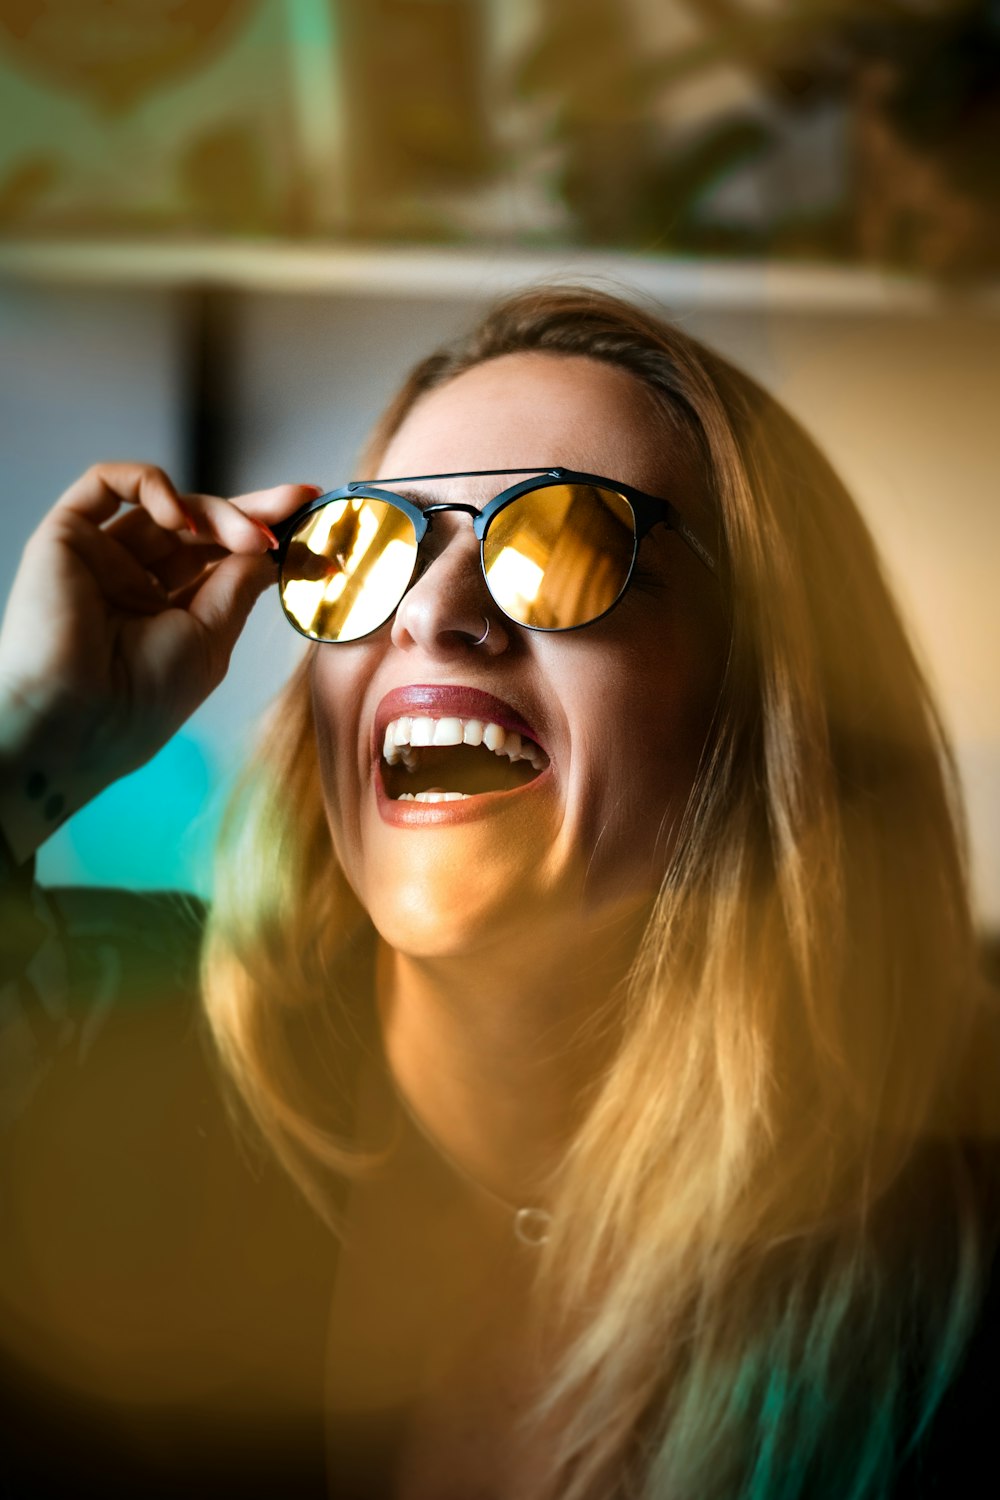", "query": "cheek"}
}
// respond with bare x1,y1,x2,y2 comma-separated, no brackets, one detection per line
308,652,369,883
567,630,724,891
